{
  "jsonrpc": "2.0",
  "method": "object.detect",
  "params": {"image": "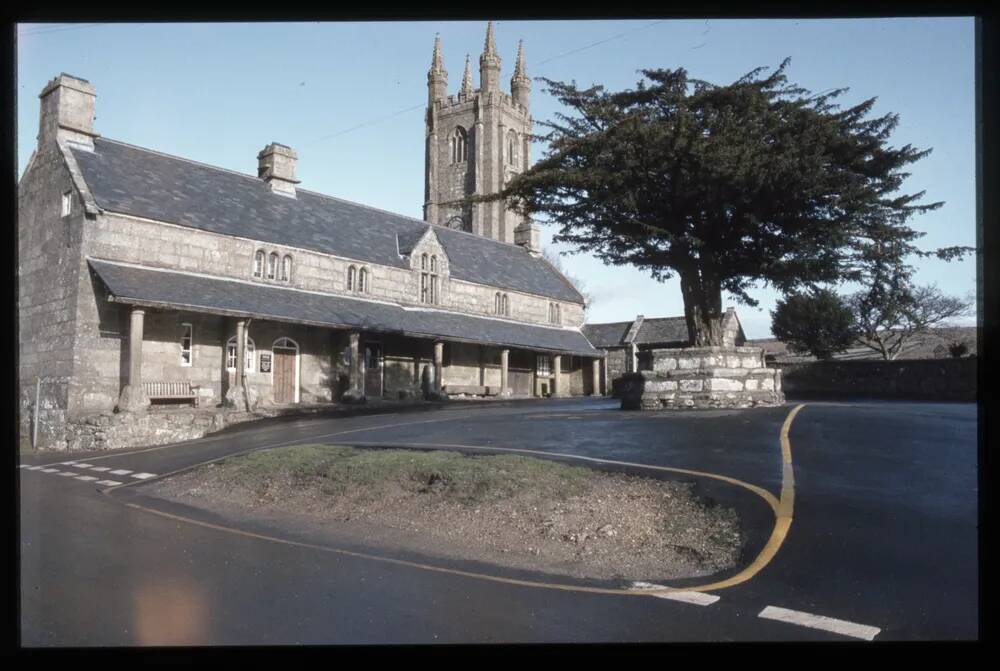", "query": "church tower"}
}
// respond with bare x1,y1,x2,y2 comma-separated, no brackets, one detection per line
423,23,534,245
